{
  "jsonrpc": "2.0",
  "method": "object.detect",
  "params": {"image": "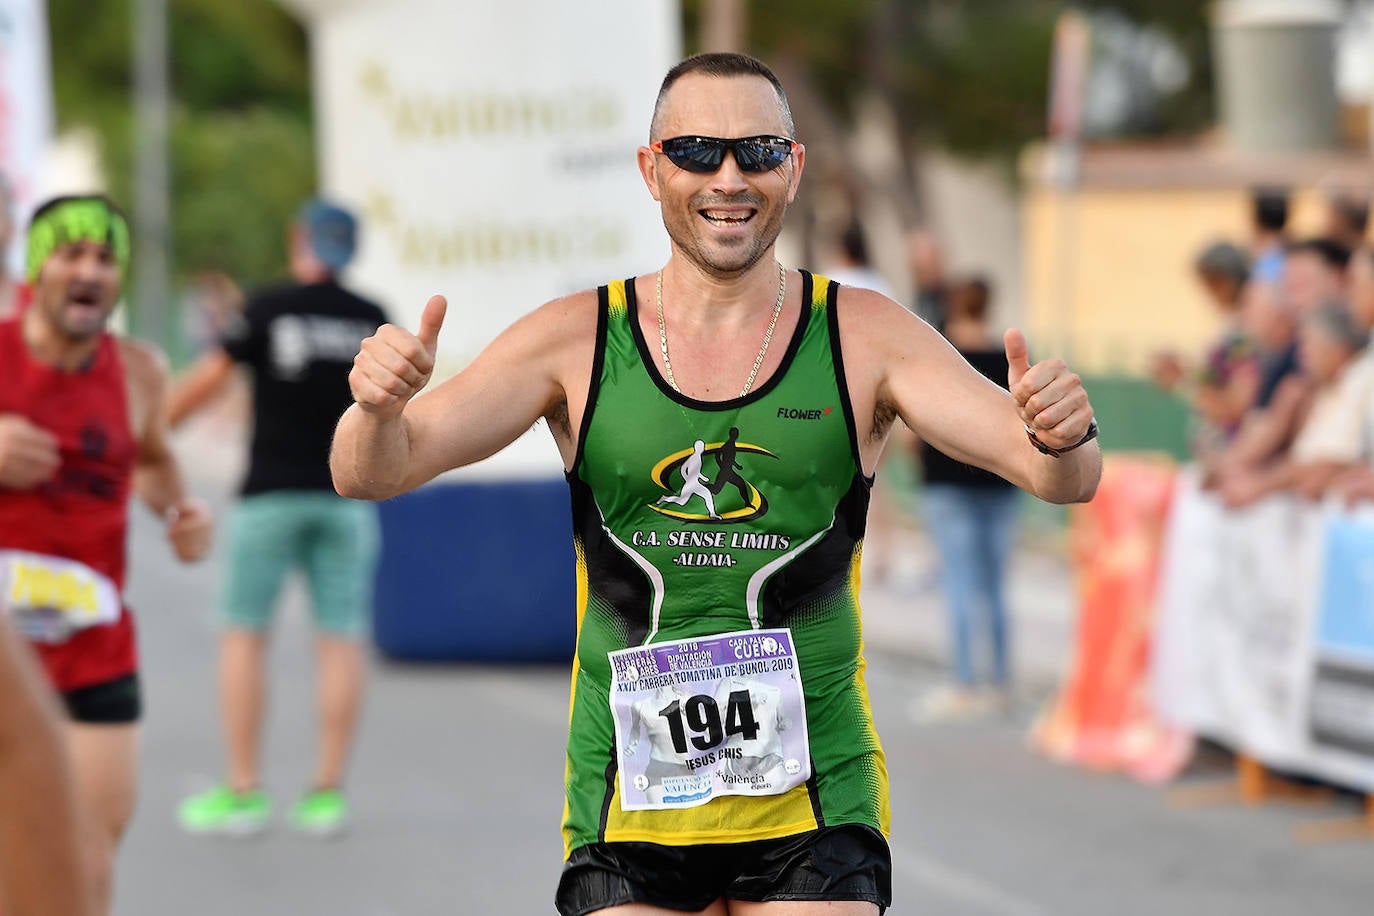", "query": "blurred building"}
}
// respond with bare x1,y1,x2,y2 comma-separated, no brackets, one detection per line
1020,146,1366,374
1020,0,1372,375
